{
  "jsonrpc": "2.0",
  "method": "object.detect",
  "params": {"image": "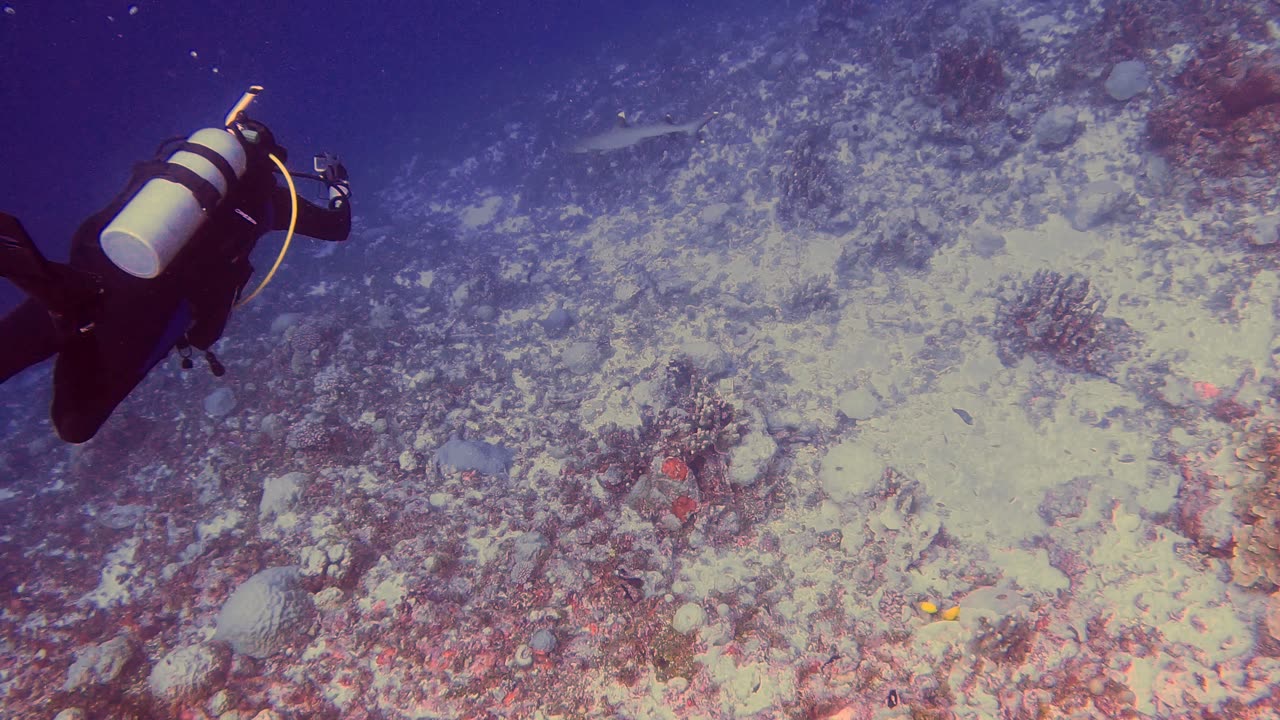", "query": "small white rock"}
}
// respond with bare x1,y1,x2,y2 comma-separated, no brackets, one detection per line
729,429,777,487
1104,60,1150,101
1247,215,1280,246
835,386,880,421
398,449,419,471
259,472,306,519
672,602,707,634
